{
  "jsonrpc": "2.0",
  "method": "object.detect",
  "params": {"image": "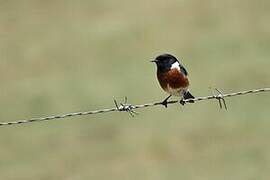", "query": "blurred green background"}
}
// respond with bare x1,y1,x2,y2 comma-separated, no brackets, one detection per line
0,0,270,179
